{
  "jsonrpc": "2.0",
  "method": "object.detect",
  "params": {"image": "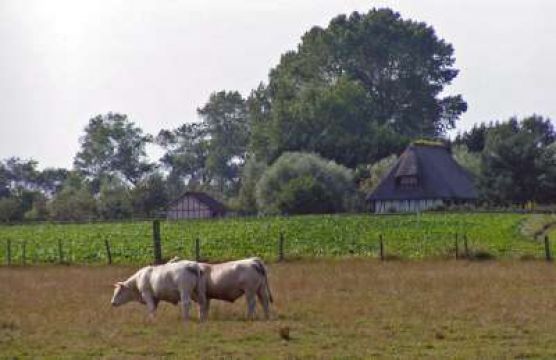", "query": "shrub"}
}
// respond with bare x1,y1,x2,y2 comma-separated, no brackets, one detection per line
255,152,355,215
0,197,21,222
